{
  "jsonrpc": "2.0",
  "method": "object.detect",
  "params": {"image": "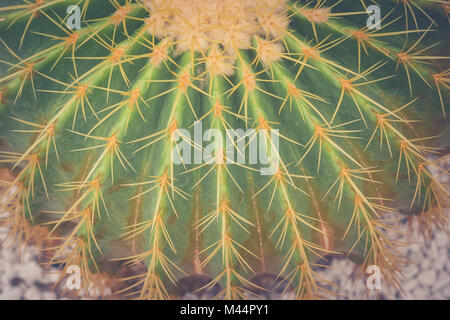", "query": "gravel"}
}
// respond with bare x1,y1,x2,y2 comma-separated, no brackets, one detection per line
0,226,60,300
0,158,448,300
312,216,449,300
